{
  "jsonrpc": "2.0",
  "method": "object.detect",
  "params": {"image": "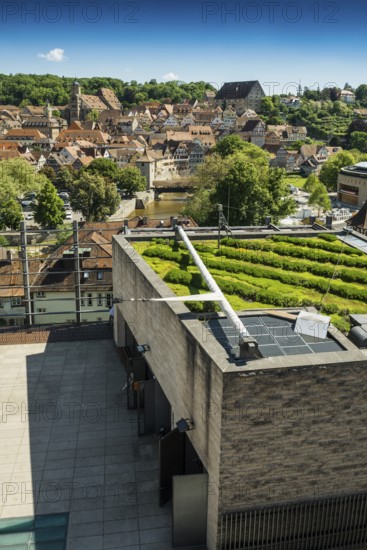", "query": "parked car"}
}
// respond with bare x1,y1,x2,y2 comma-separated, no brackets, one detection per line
25,213,34,220
65,212,73,220
21,200,32,207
